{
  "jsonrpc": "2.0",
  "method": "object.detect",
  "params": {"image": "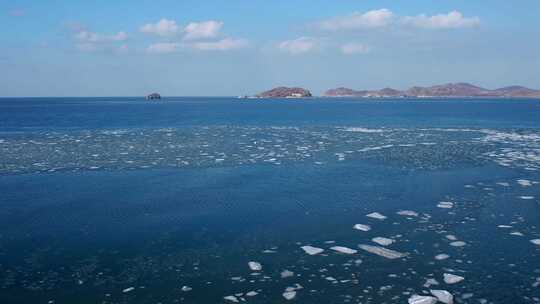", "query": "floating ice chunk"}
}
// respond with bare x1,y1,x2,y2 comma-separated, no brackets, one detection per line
517,179,532,187
531,239,540,246
122,287,135,293
224,295,239,302
248,261,262,271
372,237,394,246
424,278,439,288
449,241,466,247
437,202,454,209
282,291,297,300
366,212,387,220
181,286,192,292
301,245,324,255
510,232,524,236
281,270,295,278
353,224,372,231
430,290,454,304
443,273,465,284
246,291,258,297
408,295,438,304
445,235,458,241
397,210,419,217
330,246,358,254
358,244,407,259
497,225,513,229
496,182,510,187
435,254,450,260
519,196,535,200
